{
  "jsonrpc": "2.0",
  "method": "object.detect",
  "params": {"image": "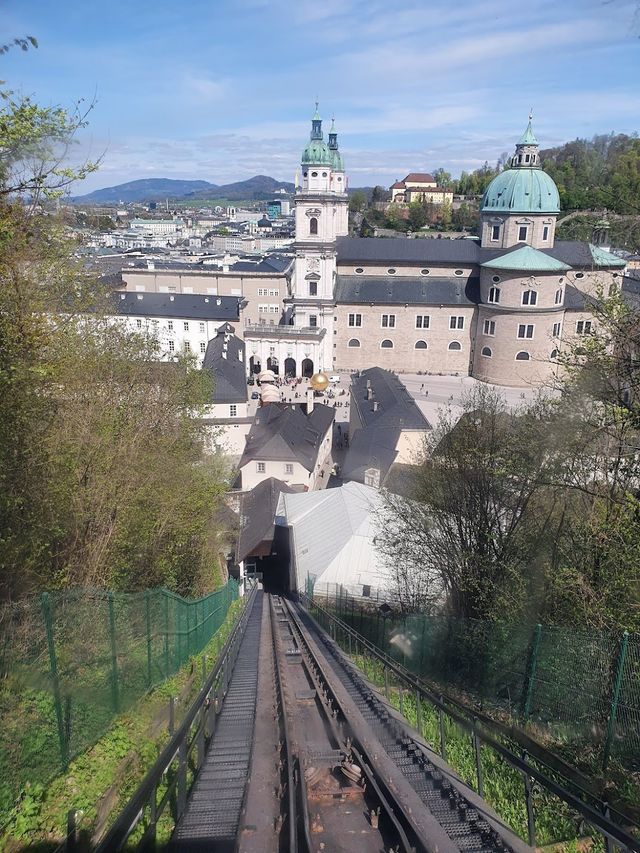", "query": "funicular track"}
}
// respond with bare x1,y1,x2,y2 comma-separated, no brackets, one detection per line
98,587,533,852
